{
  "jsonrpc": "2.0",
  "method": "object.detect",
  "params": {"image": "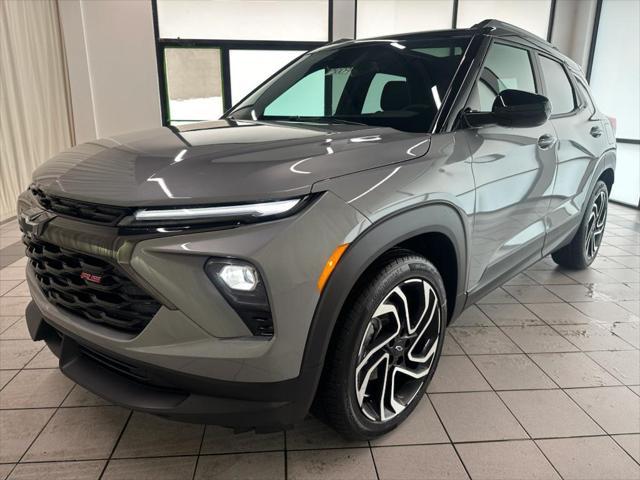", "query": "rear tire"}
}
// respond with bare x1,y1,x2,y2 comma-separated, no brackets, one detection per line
552,180,609,269
314,251,447,440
